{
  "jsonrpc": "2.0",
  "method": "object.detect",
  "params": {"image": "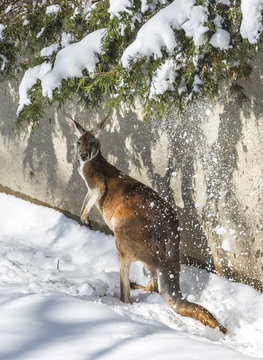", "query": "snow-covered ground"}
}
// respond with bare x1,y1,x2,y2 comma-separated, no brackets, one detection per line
0,193,262,360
